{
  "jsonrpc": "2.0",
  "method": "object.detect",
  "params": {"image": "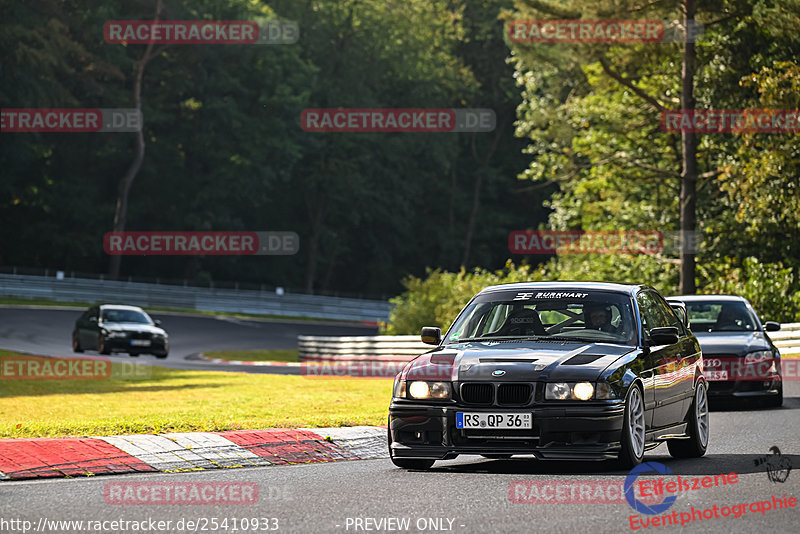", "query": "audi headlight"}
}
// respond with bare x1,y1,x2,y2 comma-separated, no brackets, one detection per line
744,350,773,365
